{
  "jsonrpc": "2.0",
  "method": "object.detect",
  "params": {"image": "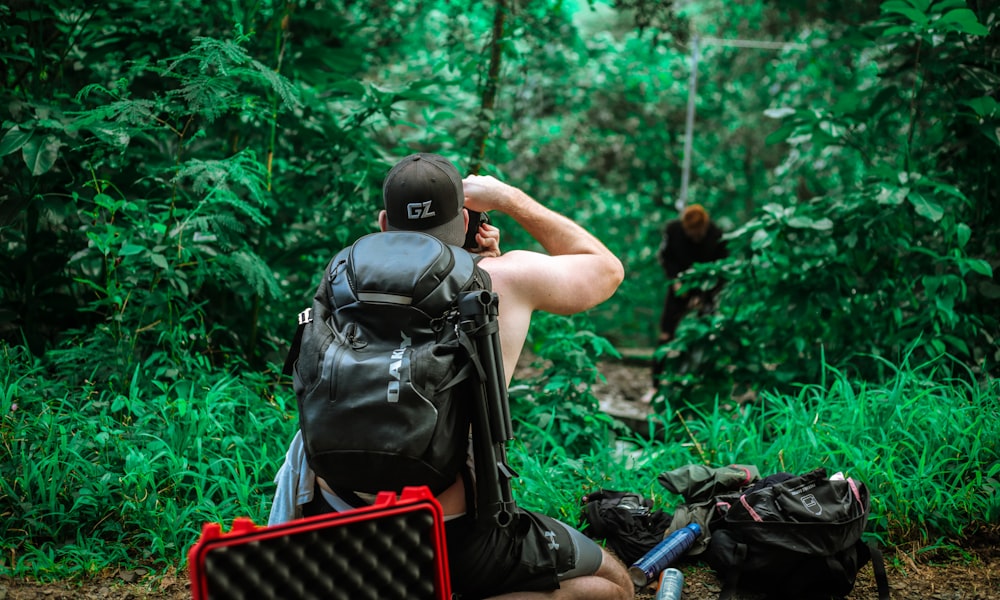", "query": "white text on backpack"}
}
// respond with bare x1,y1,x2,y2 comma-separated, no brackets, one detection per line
387,332,413,403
